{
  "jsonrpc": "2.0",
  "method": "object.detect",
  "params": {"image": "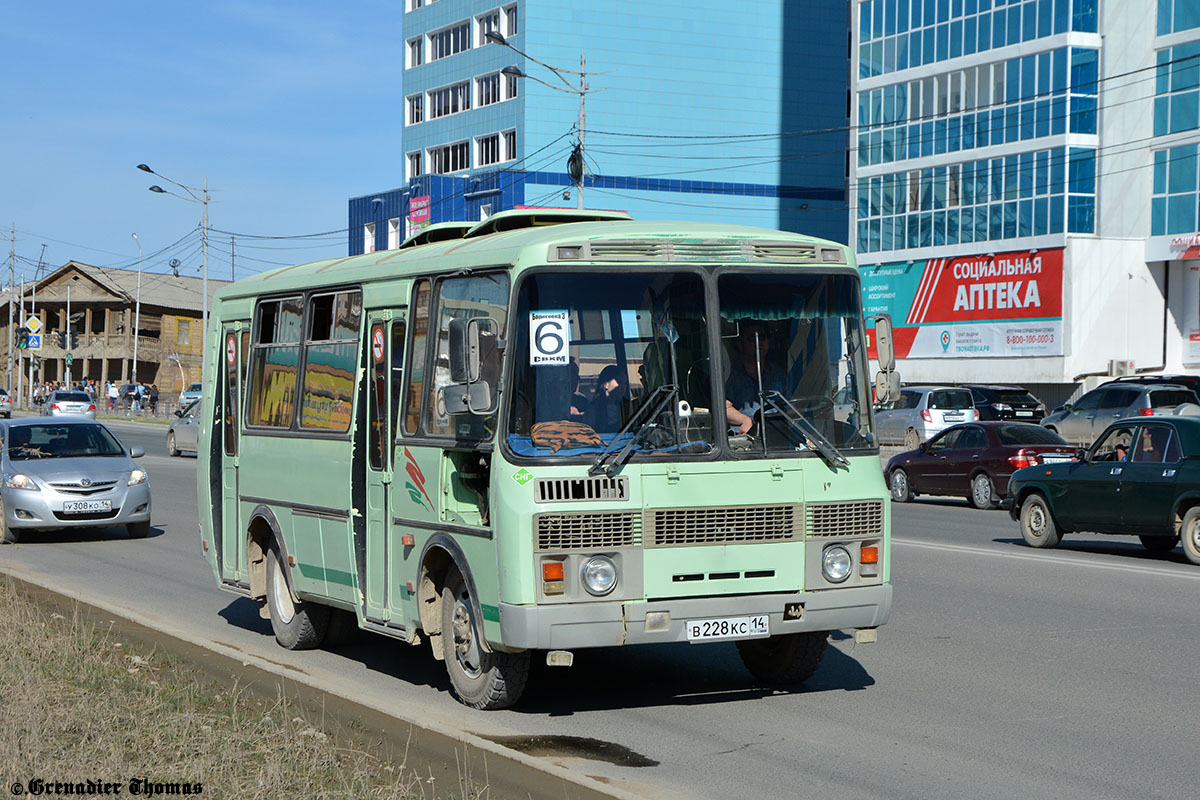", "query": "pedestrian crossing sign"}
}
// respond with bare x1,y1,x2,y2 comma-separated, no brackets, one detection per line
27,334,41,350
